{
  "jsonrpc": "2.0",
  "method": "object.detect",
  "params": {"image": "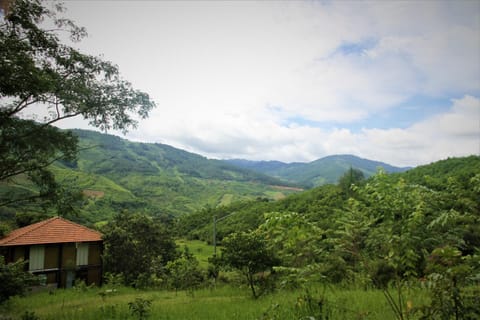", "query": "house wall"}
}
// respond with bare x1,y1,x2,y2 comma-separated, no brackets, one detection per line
61,243,76,270
88,242,102,265
13,246,26,262
44,245,59,269
87,268,102,285
0,241,103,288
